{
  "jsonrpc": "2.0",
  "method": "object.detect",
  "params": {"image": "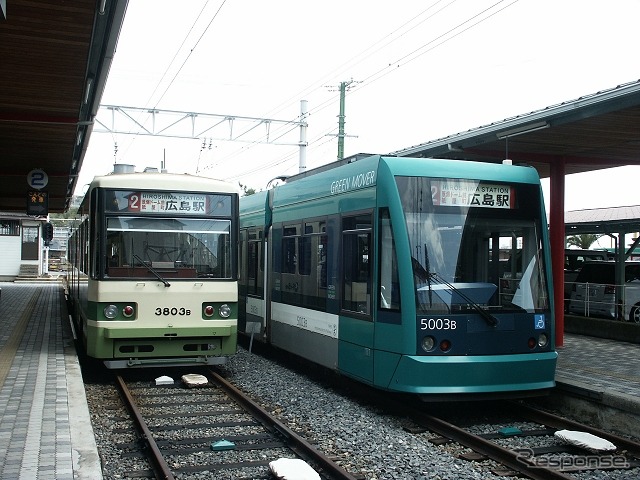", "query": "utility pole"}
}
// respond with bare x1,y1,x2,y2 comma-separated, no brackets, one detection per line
299,100,308,173
337,81,349,161
334,80,358,161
